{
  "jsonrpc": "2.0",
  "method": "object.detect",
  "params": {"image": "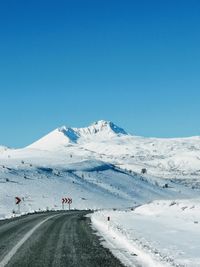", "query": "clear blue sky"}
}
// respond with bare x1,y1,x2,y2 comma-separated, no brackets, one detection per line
0,0,200,147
